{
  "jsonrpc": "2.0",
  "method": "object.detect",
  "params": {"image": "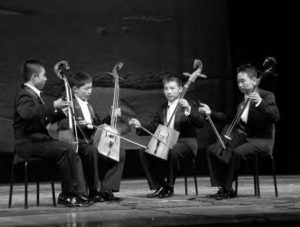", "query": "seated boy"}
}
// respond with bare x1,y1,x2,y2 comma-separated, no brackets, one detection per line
59,72,125,202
